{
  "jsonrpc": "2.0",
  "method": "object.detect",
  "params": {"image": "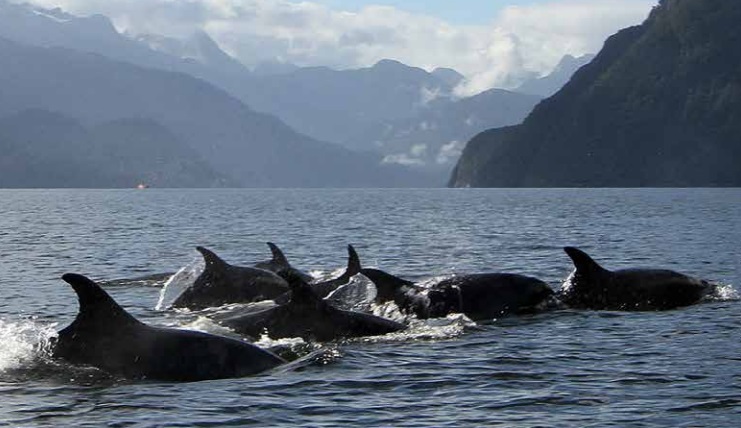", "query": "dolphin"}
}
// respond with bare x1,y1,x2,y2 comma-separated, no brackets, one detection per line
354,247,554,321
254,242,314,283
215,275,407,342
53,273,285,382
272,244,364,305
559,247,715,311
309,245,363,298
171,246,289,310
